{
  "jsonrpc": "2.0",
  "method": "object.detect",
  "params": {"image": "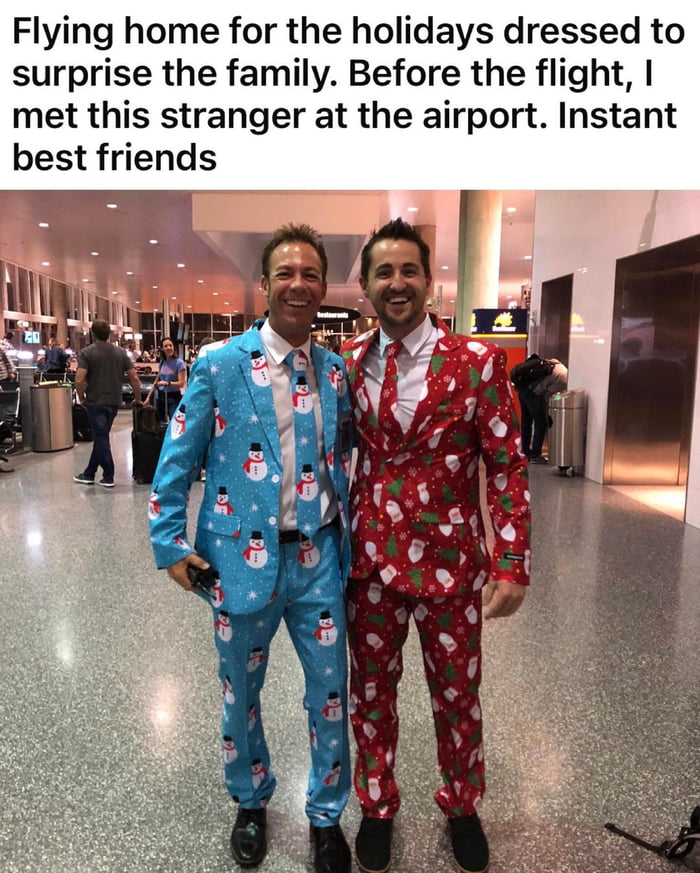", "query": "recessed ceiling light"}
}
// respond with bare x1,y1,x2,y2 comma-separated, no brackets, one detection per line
41,261,50,266
212,292,219,296
224,301,230,305
524,255,532,260
82,278,90,283
106,203,118,209
149,239,158,245
91,251,99,256
152,285,159,289
38,222,49,228
407,206,419,212
441,265,449,270
126,271,134,276
187,304,193,309
506,207,517,213
153,308,159,312
177,263,186,268
171,296,177,300
197,279,205,284
111,291,118,295
135,300,140,304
